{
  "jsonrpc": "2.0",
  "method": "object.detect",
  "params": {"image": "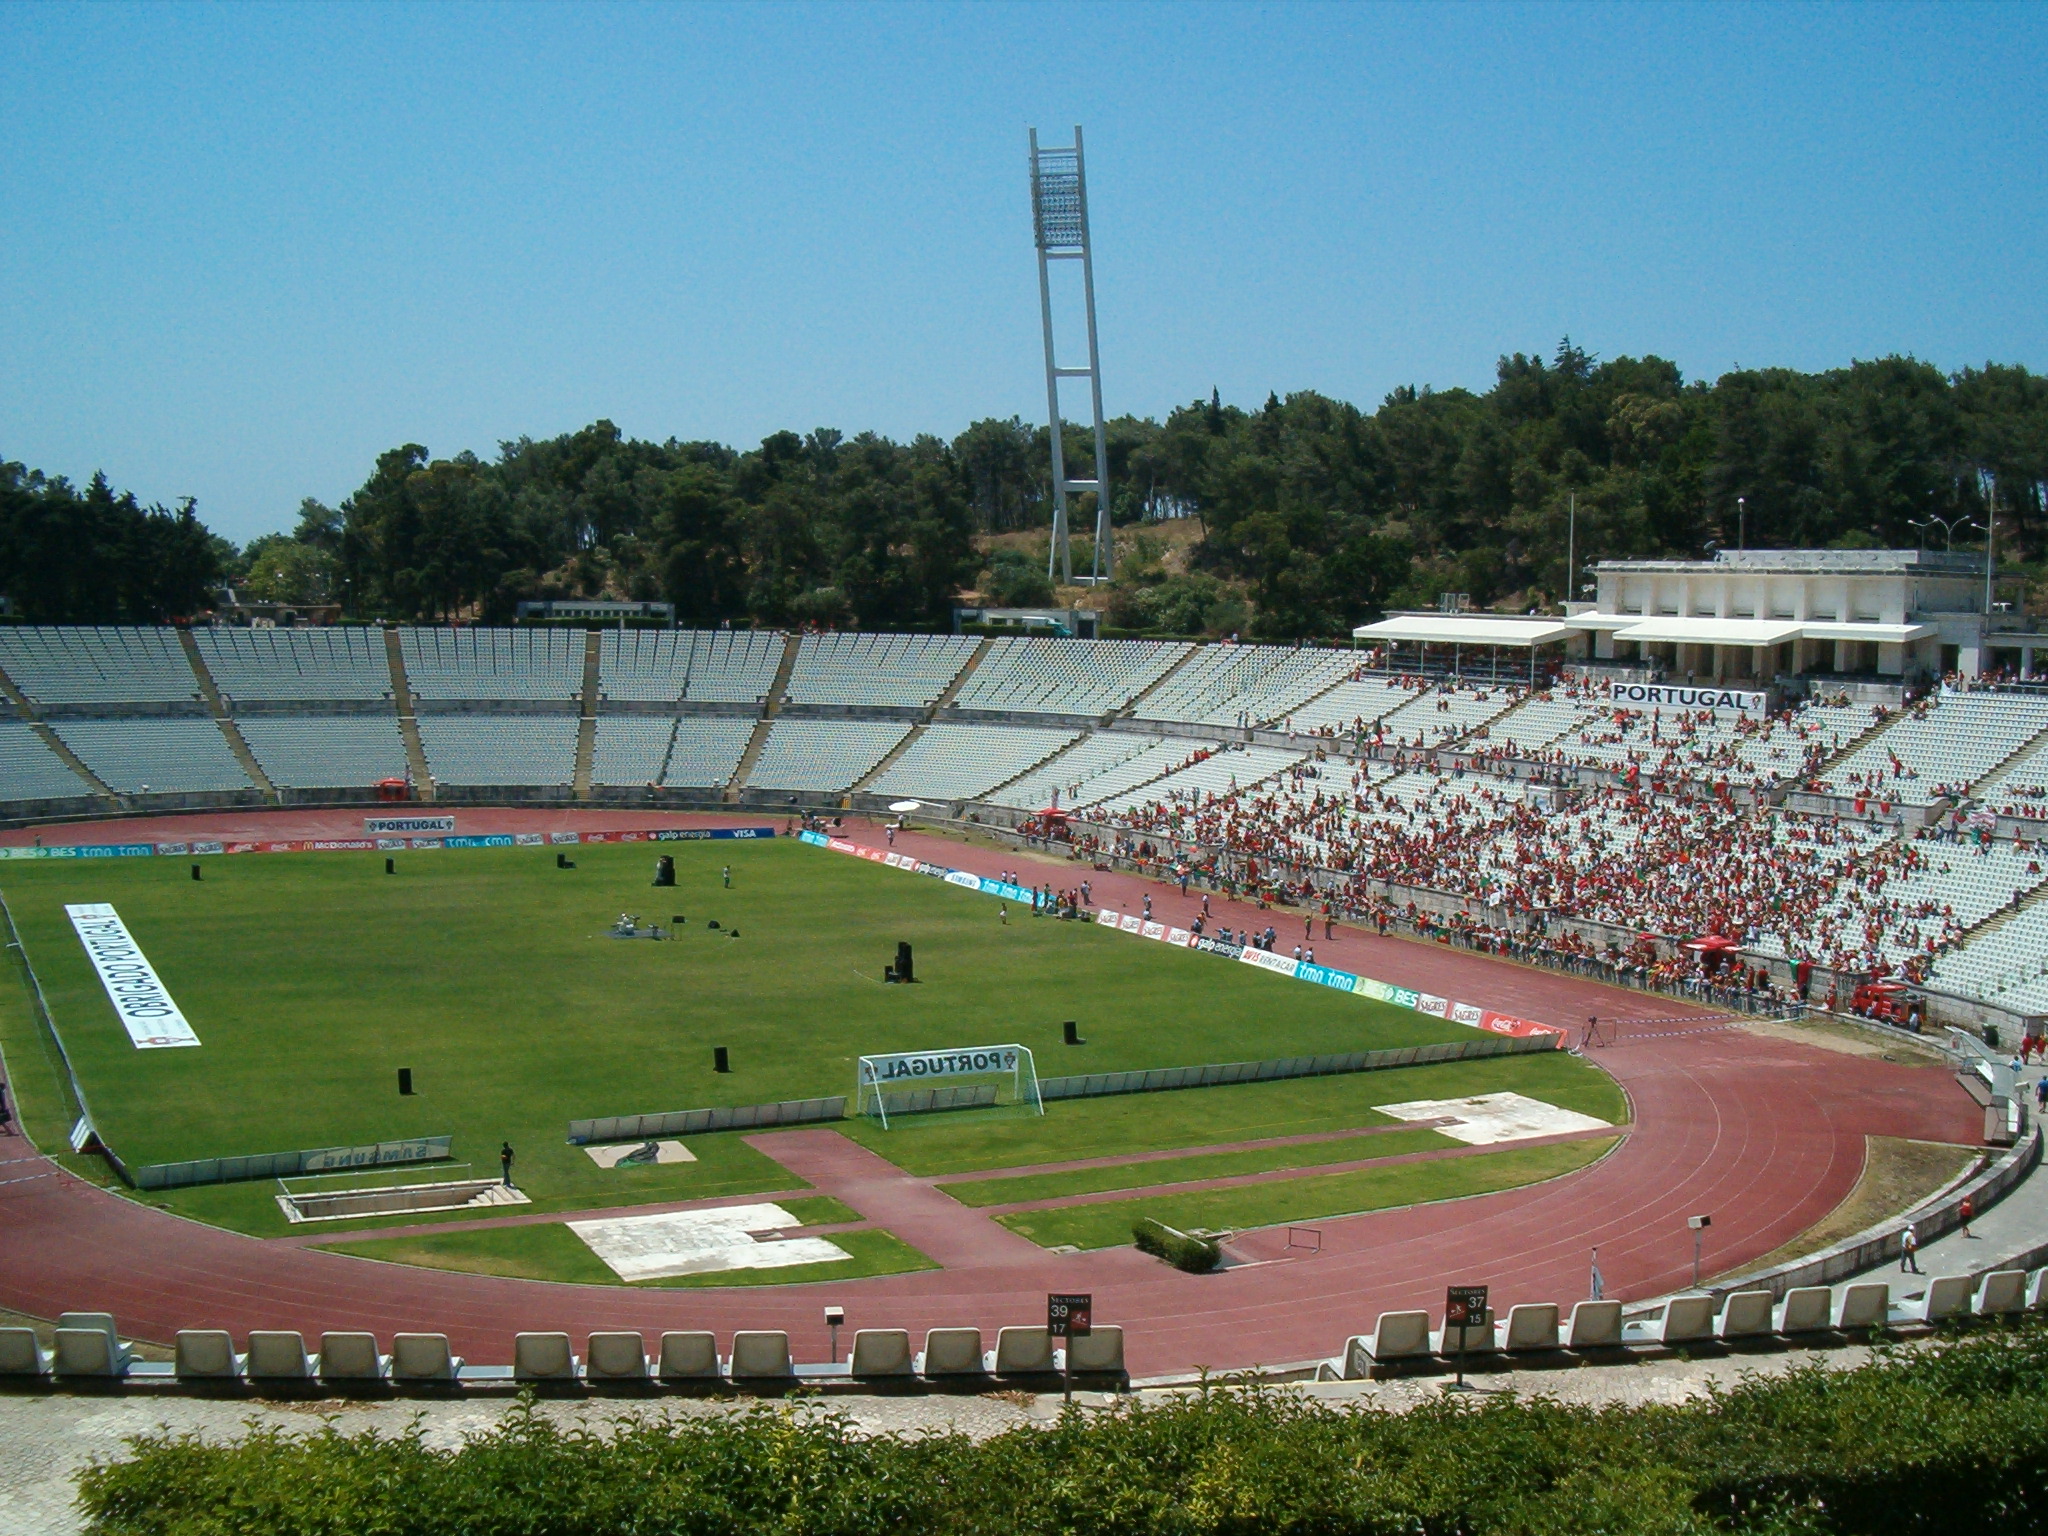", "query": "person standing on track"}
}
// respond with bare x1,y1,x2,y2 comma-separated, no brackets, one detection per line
500,1142,515,1188
1901,1223,1921,1273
